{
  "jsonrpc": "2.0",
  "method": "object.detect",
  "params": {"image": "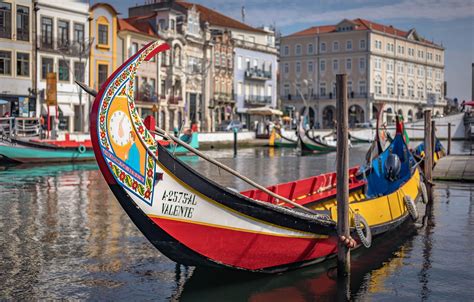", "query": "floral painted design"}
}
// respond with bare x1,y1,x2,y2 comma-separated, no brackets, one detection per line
97,41,166,204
